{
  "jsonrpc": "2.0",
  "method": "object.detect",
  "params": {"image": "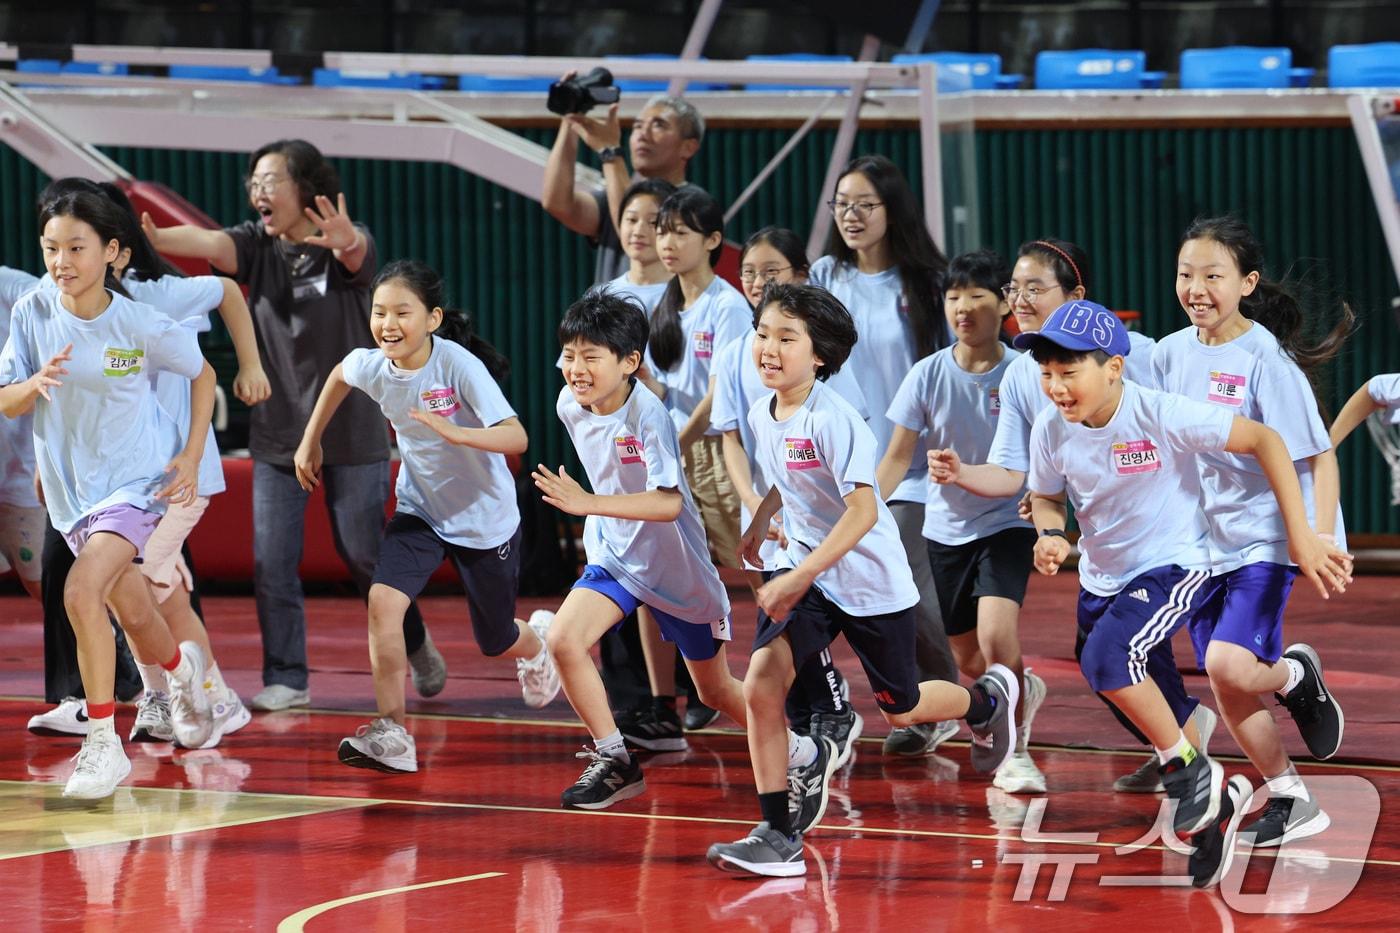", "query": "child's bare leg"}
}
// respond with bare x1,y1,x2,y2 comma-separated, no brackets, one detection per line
546,588,627,740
